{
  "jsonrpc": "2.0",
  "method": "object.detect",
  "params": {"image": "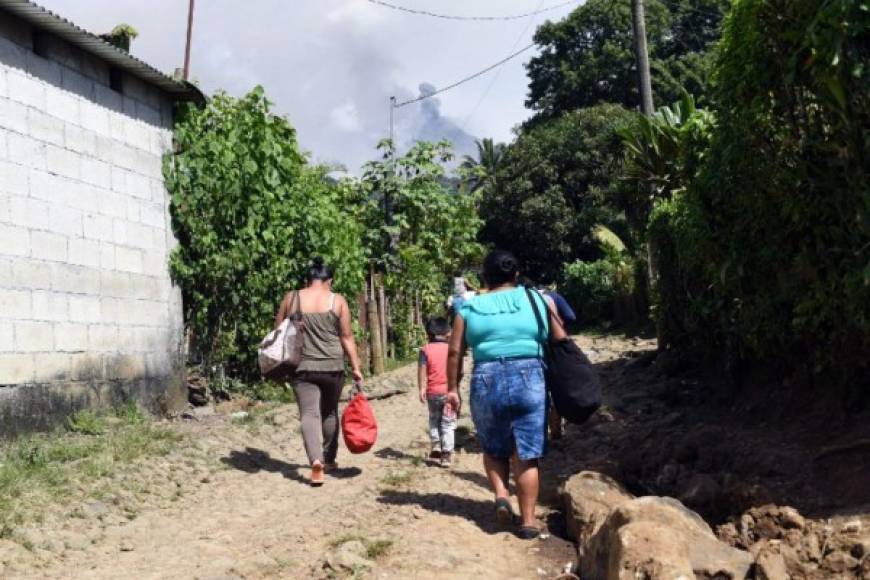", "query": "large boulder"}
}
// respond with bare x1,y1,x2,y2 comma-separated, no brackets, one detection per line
609,521,694,580
561,471,634,545
582,496,754,580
